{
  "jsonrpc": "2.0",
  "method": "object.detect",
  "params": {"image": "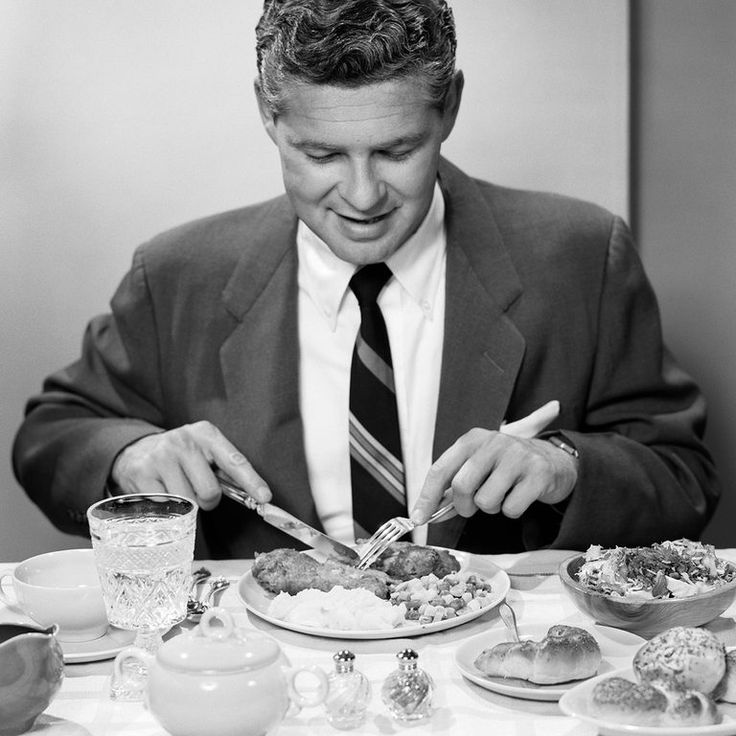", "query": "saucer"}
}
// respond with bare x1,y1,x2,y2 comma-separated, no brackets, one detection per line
61,626,136,664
